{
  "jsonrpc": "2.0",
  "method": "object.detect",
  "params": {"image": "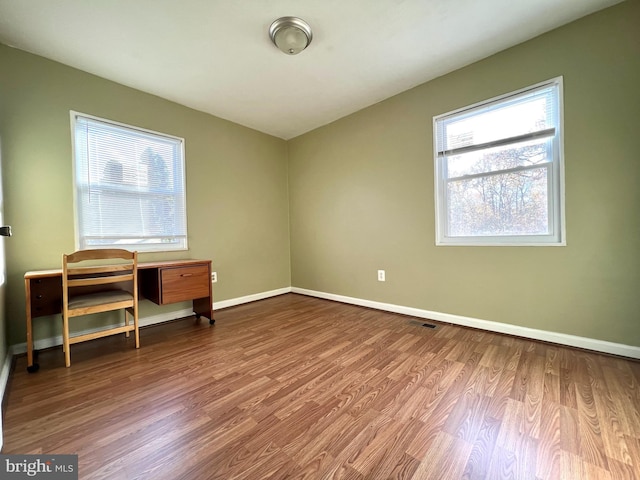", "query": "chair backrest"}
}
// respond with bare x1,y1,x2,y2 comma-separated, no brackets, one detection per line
63,249,138,312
